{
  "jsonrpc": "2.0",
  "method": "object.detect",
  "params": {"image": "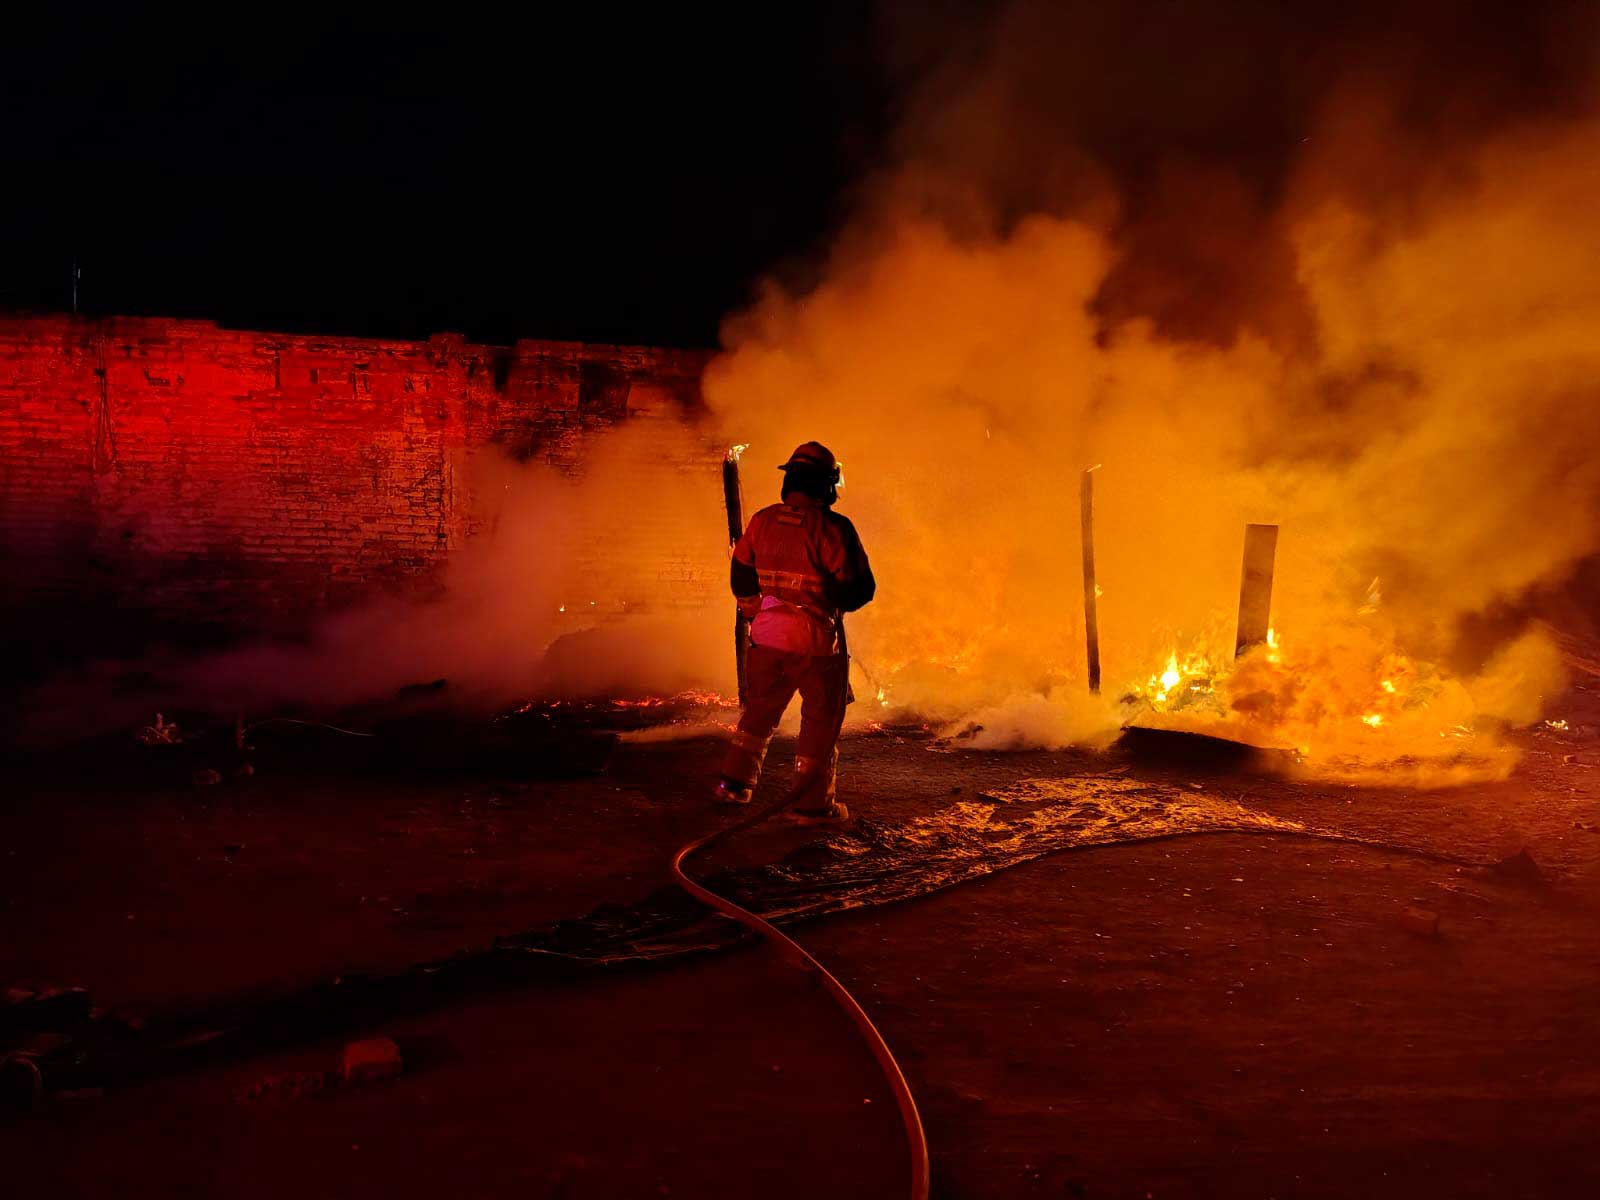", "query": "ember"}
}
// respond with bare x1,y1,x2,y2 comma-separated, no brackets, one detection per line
610,690,736,710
